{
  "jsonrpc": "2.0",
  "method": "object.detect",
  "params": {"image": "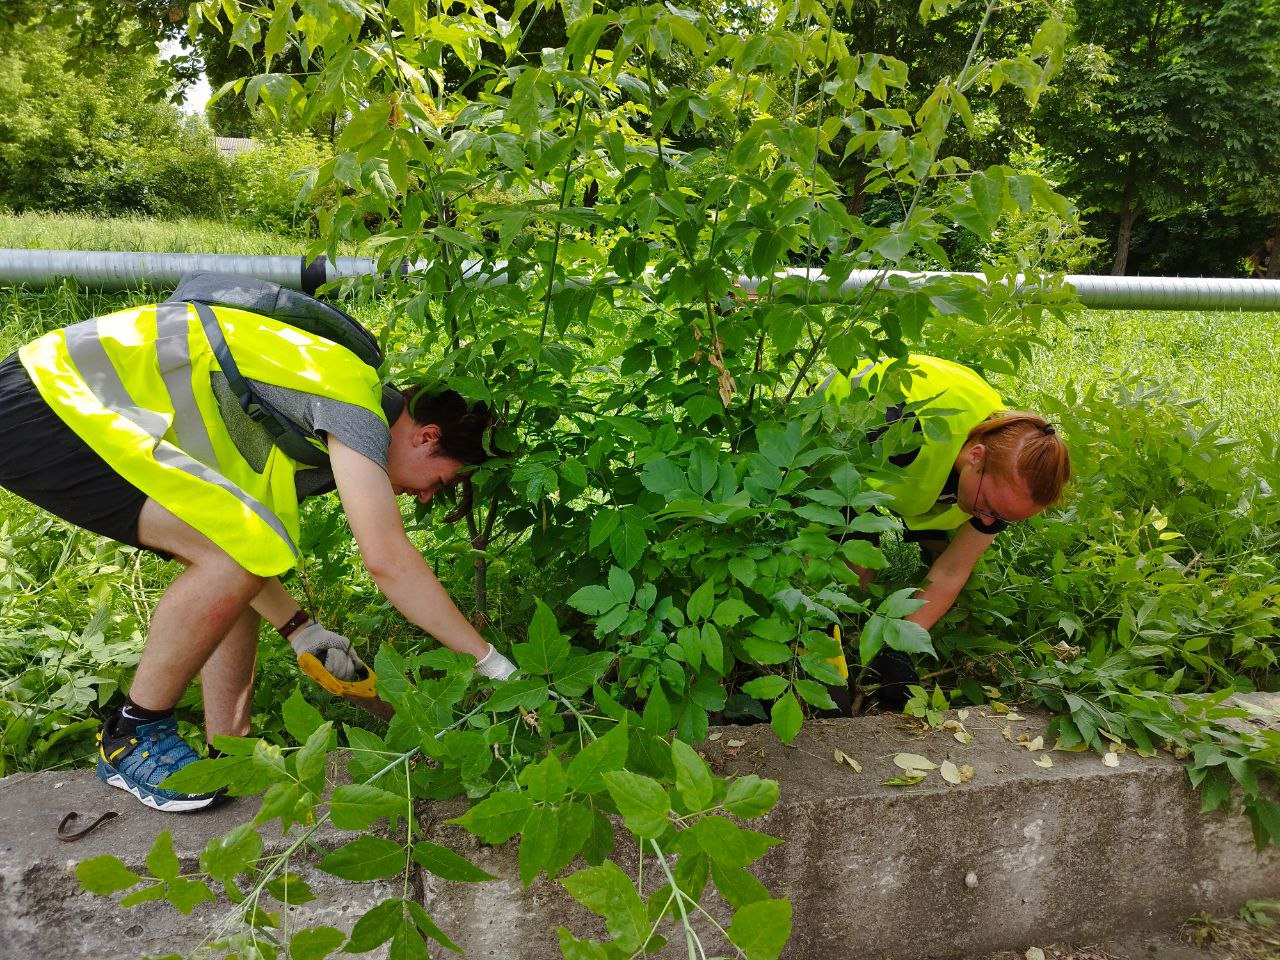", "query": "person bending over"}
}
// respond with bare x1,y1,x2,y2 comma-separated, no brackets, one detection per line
828,354,1070,708
0,283,515,811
